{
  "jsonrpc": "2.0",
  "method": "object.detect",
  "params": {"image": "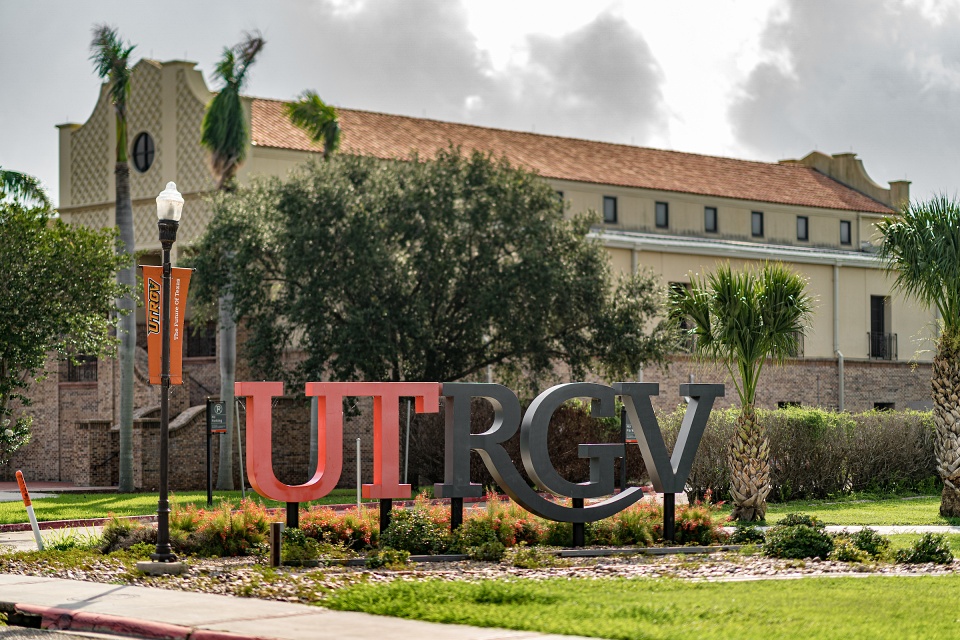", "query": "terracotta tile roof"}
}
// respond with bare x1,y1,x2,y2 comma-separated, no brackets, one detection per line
250,98,893,214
